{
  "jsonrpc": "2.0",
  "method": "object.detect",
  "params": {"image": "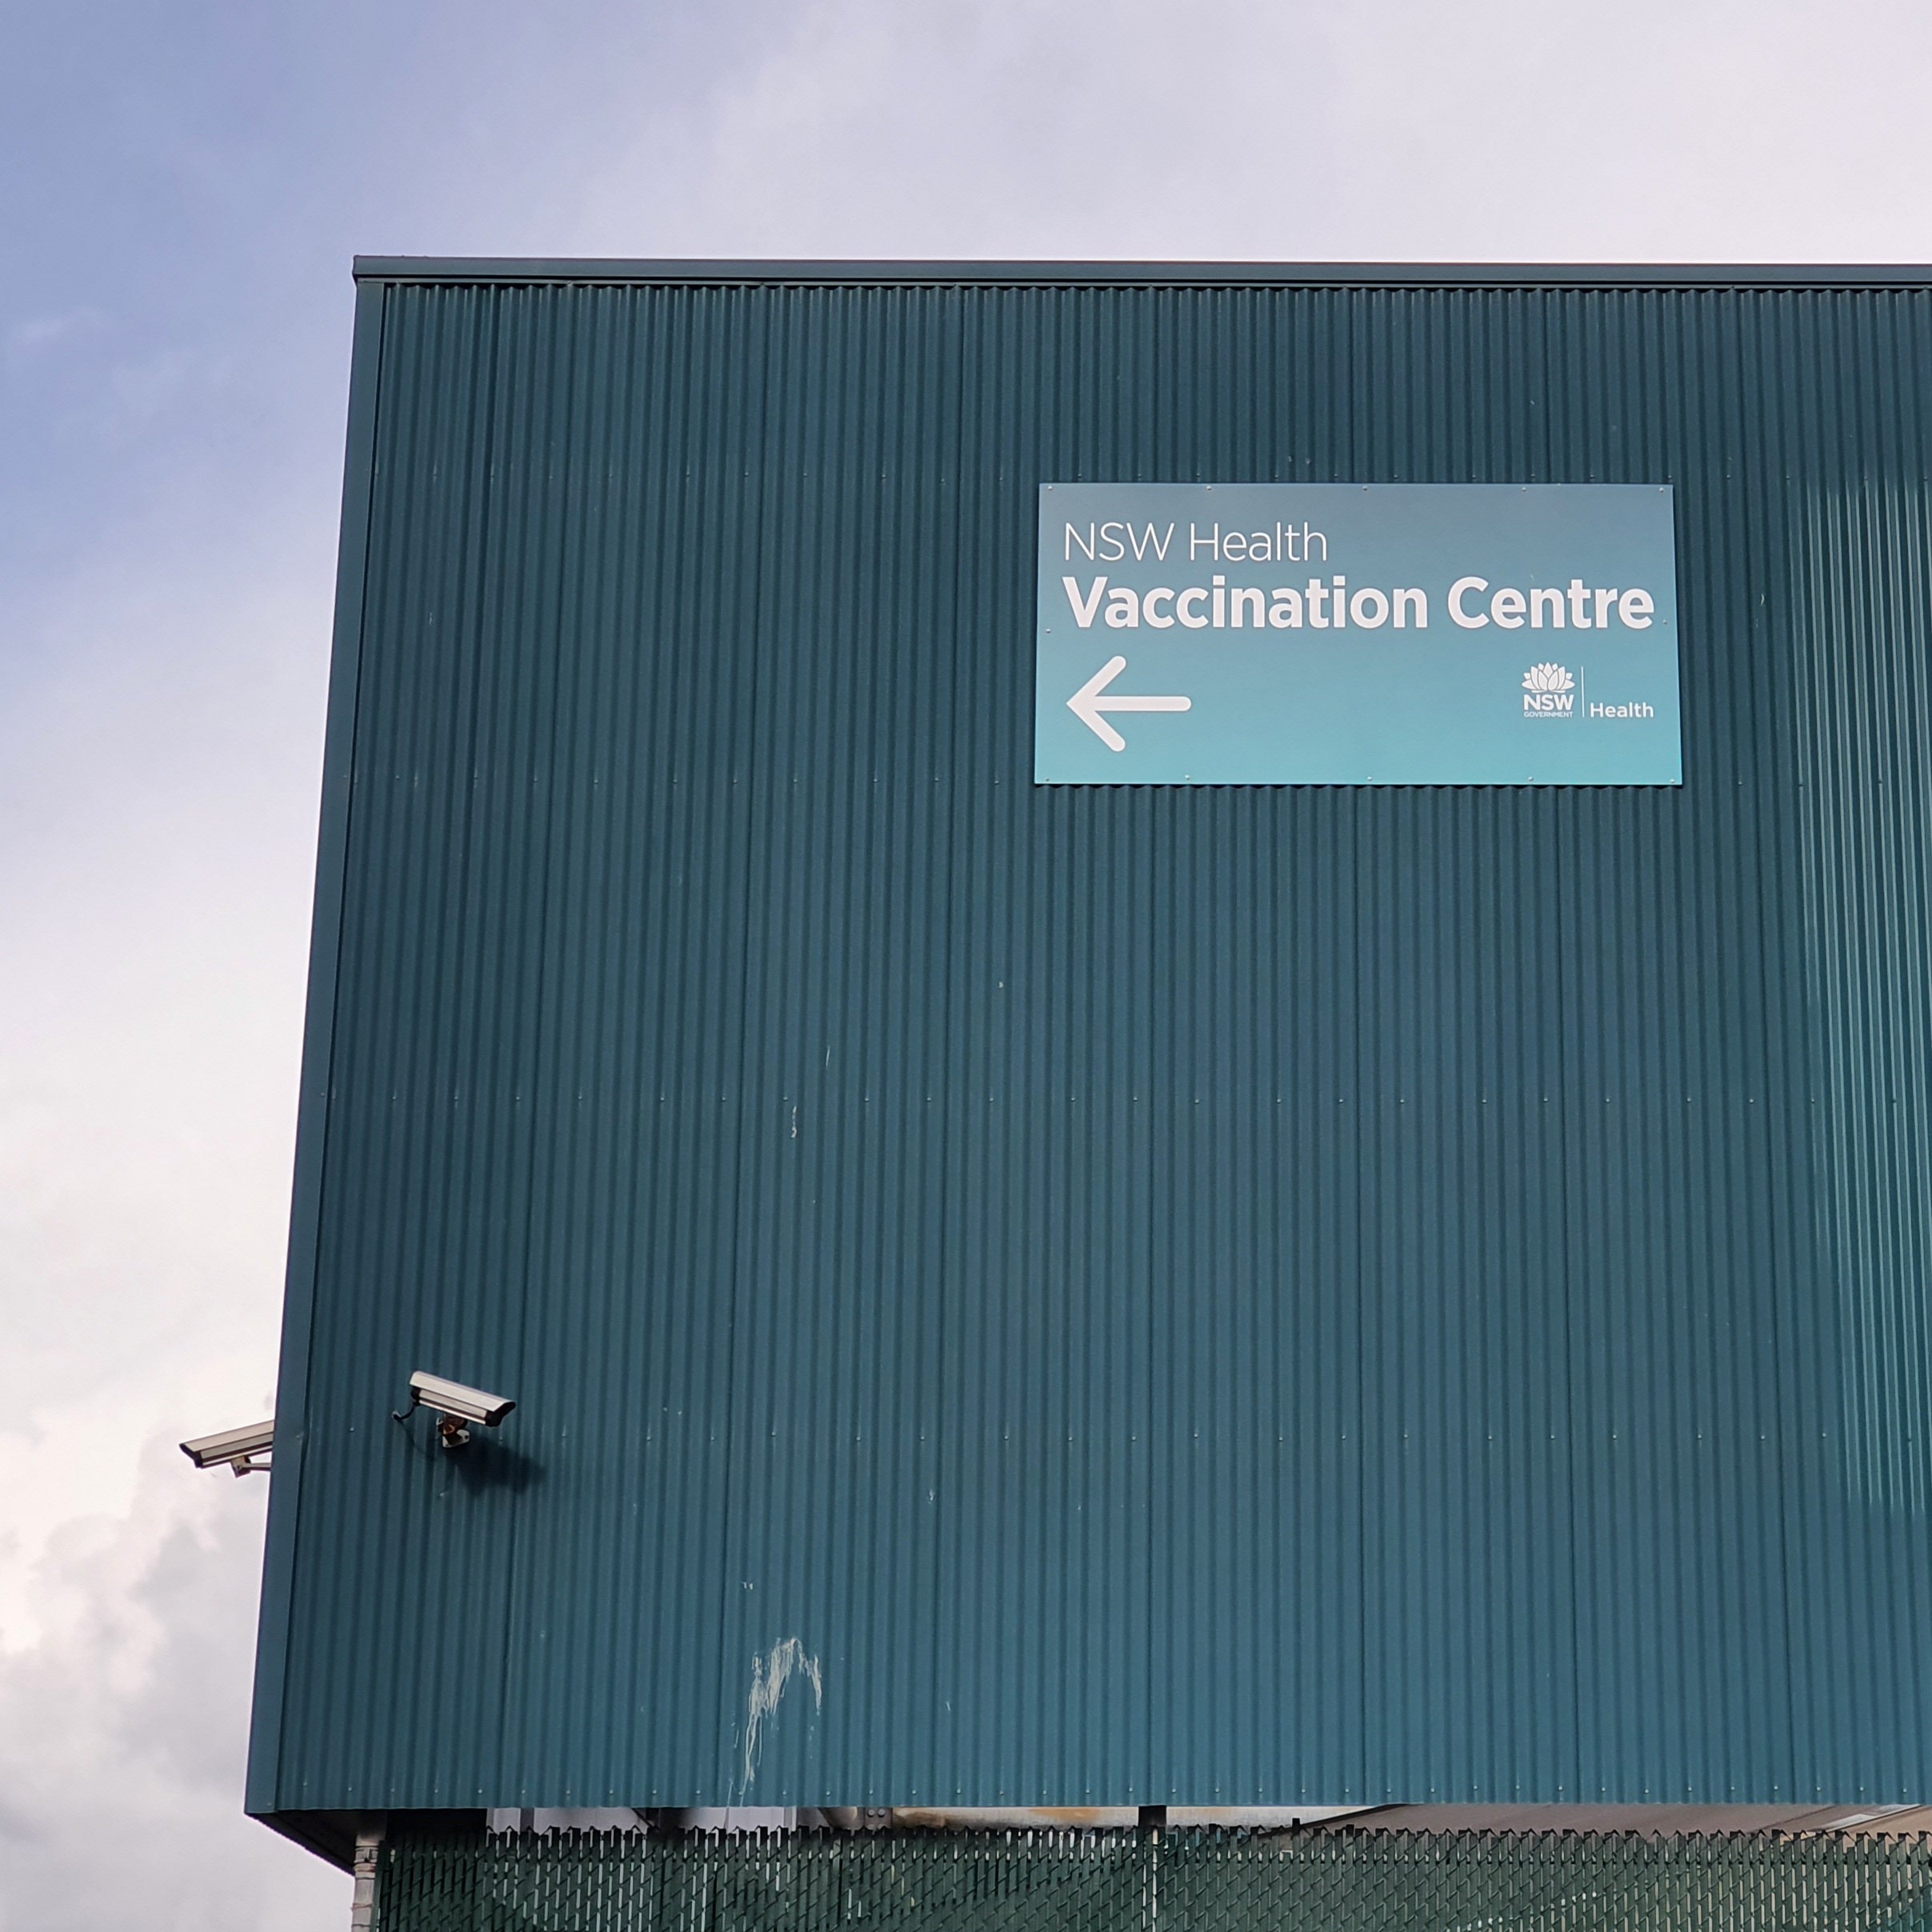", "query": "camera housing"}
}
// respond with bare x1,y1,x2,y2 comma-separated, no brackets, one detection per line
180,1419,274,1477
394,1370,516,1449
